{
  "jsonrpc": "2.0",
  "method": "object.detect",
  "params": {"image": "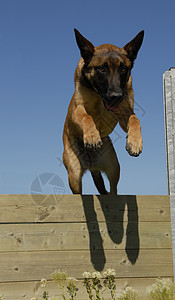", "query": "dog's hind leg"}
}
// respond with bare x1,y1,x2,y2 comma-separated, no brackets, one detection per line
106,162,120,195
63,146,83,194
68,168,82,194
91,170,108,195
100,137,120,195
